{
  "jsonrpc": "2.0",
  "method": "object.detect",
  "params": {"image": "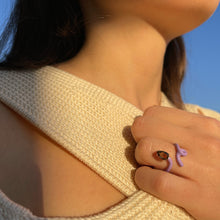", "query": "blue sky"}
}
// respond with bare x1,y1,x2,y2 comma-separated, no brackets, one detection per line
0,1,220,112
182,5,220,112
